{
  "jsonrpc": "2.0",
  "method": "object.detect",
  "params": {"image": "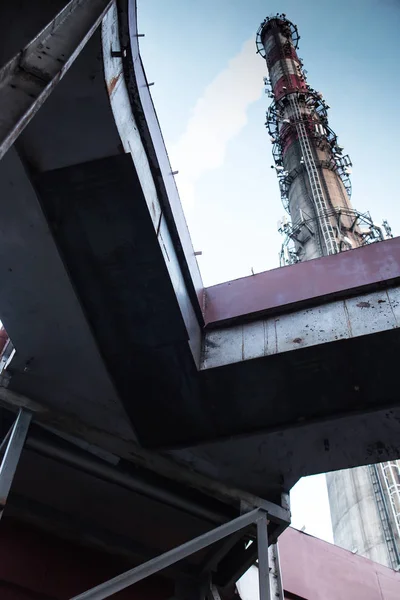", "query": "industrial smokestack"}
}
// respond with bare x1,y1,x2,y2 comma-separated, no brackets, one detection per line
256,13,398,569
256,14,385,266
